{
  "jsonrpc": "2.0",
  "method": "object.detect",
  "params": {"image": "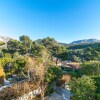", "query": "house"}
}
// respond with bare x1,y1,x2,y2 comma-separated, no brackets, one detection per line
66,62,80,69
